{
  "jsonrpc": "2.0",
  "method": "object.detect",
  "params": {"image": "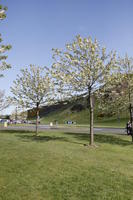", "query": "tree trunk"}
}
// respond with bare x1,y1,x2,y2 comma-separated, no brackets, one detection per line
36,102,39,136
89,90,94,145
